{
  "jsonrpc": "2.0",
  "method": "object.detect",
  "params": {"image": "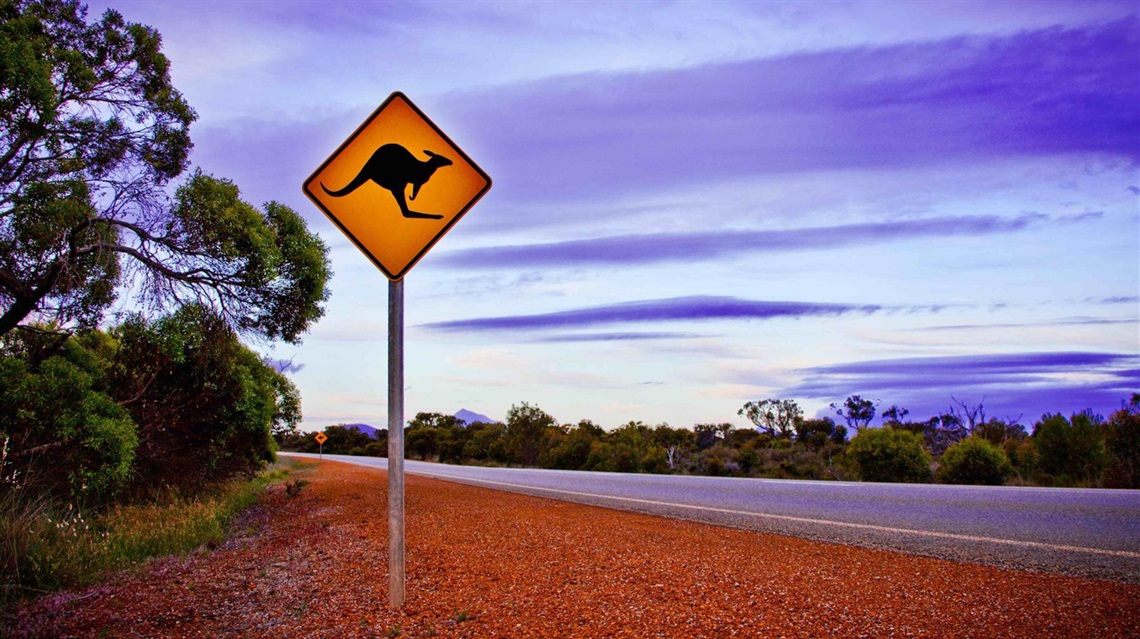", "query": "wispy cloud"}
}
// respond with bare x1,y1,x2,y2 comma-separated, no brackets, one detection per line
424,296,882,332
437,213,1049,269
807,352,1131,377
784,352,1139,421
917,317,1138,332
457,18,1139,205
535,331,709,343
